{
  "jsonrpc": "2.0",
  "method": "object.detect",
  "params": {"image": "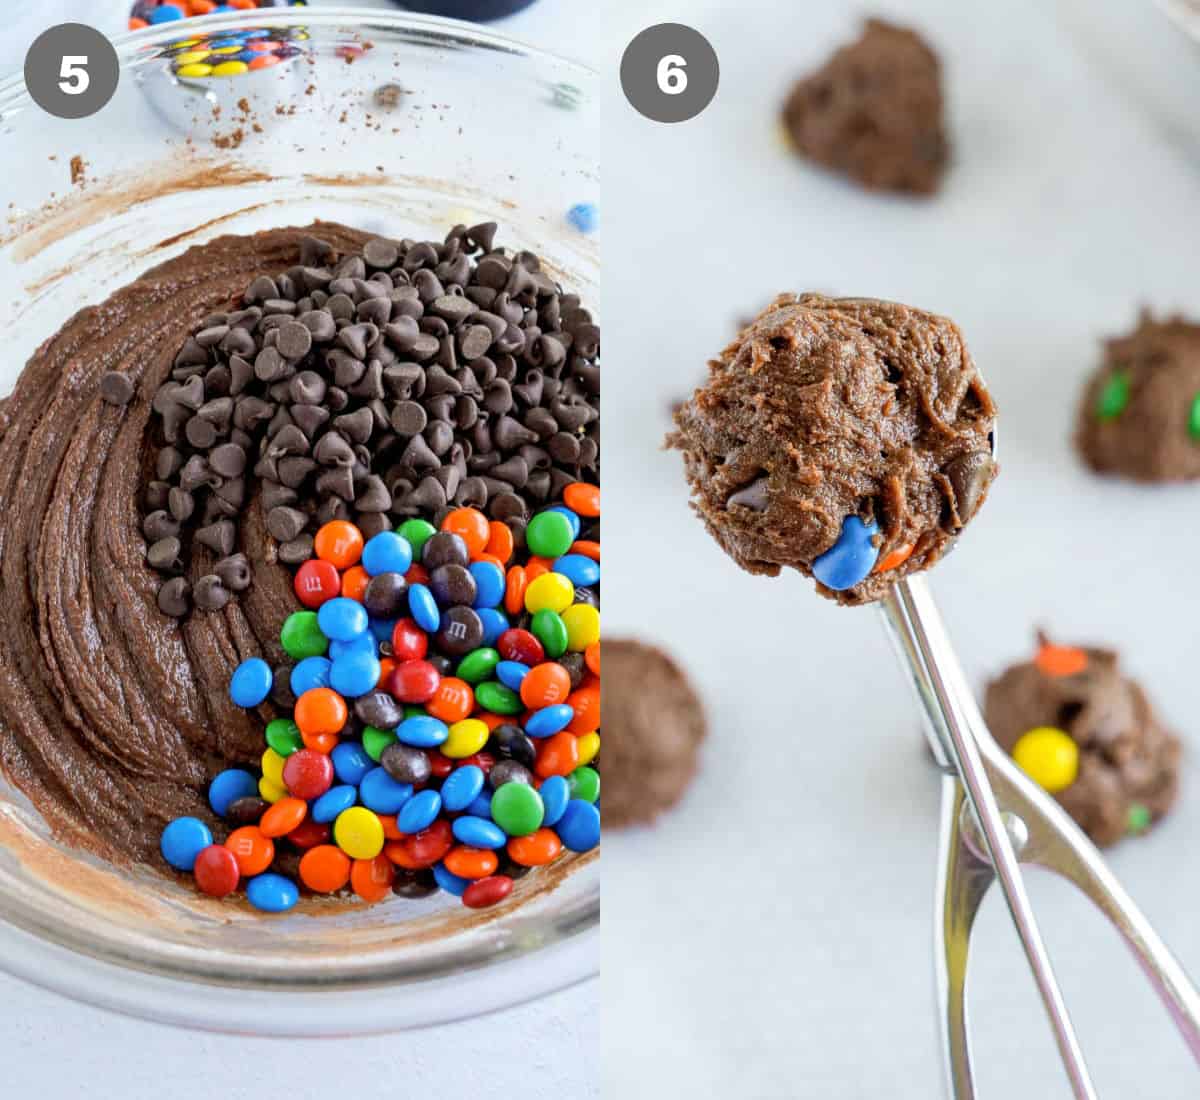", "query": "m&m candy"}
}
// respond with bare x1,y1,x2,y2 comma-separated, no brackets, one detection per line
166,492,601,913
